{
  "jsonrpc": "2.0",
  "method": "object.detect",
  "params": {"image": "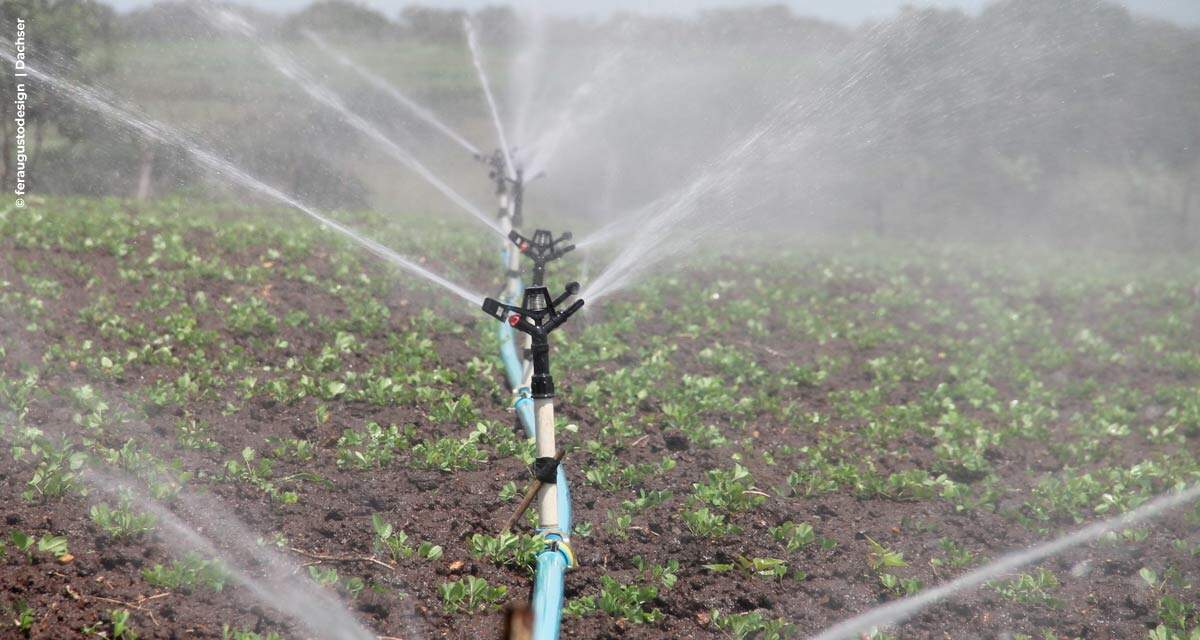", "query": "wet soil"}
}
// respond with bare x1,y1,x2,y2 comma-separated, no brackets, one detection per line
1,221,1197,640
